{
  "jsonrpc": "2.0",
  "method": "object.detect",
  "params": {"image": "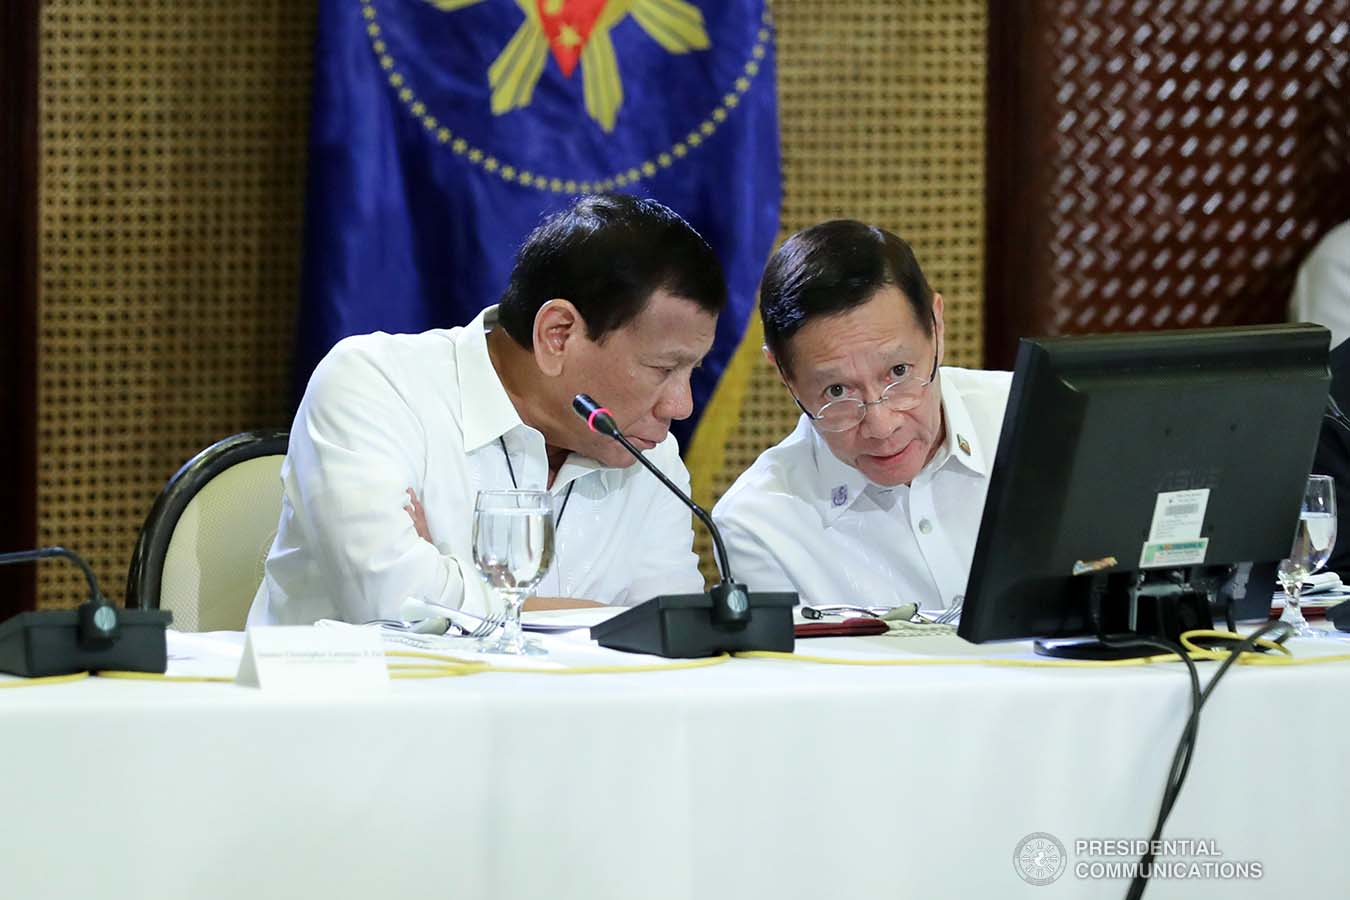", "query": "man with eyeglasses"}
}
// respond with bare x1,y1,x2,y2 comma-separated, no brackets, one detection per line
711,220,1012,614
